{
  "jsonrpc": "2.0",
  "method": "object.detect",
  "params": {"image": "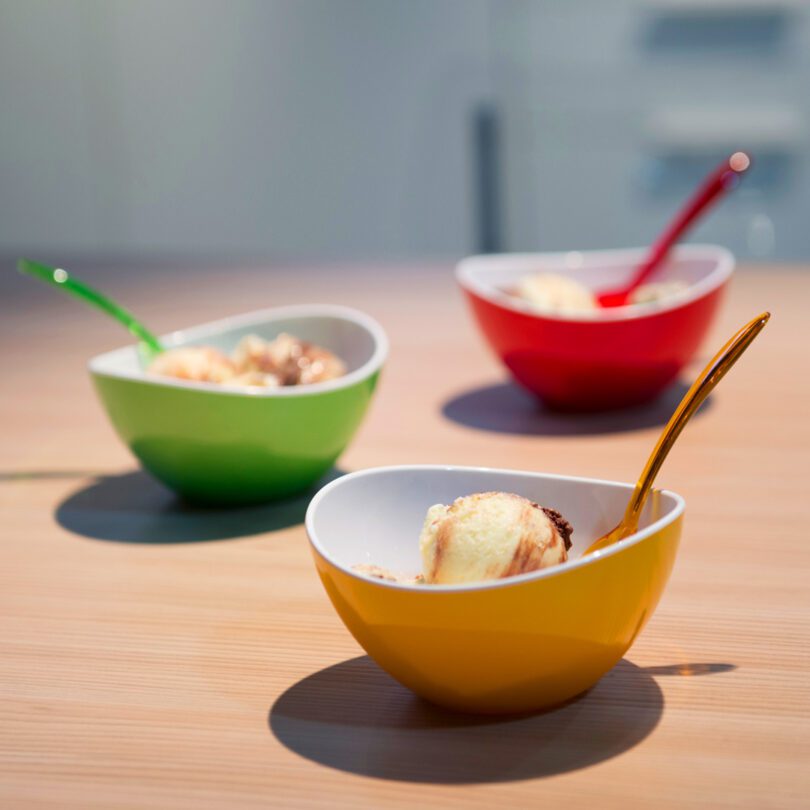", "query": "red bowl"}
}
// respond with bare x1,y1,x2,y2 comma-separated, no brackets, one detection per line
456,245,734,411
